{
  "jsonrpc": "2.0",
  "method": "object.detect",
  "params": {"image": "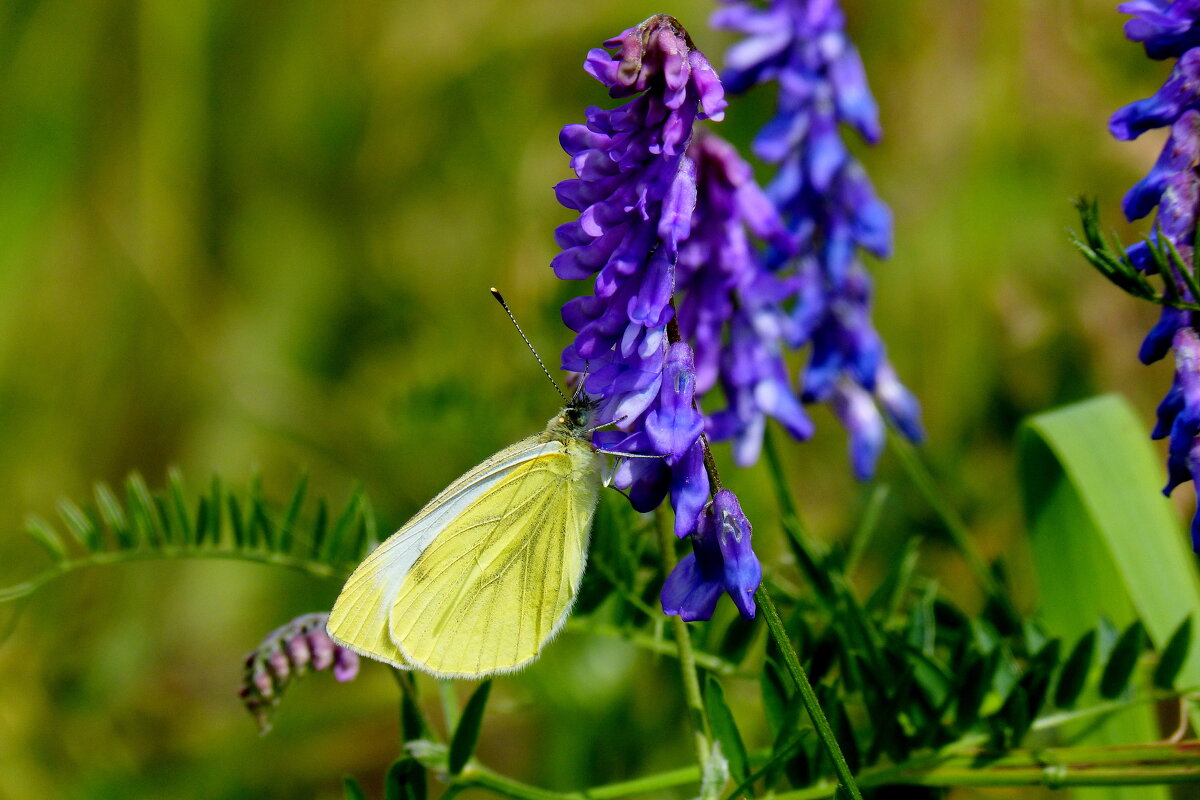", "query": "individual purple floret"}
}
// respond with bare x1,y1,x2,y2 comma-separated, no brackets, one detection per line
239,612,360,734
556,15,723,537
661,489,761,620
1112,2,1200,550
711,0,924,477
